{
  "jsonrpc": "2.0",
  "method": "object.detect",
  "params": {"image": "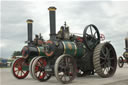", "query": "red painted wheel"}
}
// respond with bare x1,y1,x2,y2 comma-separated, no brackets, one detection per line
12,58,29,79
32,57,51,82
